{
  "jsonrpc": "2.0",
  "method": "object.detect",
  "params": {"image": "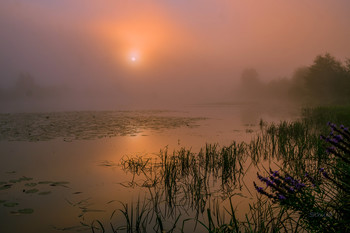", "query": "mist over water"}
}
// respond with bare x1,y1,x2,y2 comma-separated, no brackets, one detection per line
1,0,350,112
